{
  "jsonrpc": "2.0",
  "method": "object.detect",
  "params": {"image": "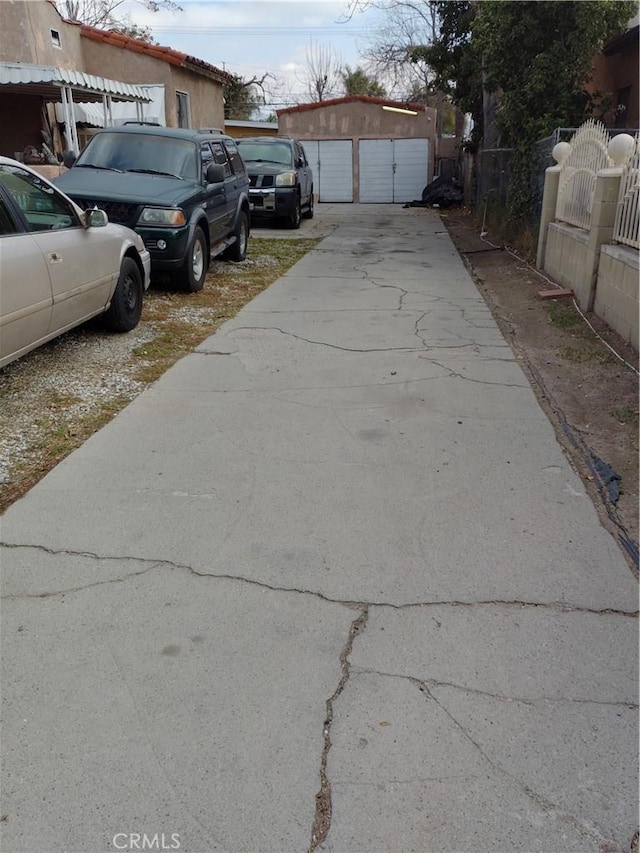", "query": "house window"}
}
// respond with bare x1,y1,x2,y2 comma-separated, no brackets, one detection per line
50,29,61,48
176,91,190,128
